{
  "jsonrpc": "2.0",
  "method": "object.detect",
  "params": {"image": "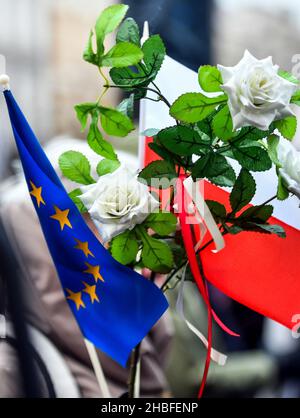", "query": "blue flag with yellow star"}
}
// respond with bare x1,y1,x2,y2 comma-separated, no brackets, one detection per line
3,89,168,366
